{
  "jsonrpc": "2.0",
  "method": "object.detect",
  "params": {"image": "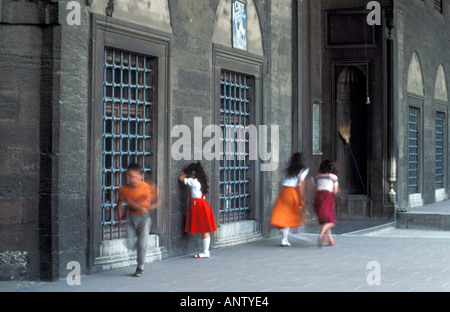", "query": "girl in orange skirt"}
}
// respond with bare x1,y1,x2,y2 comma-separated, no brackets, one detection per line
270,153,309,246
313,159,339,247
179,162,217,258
